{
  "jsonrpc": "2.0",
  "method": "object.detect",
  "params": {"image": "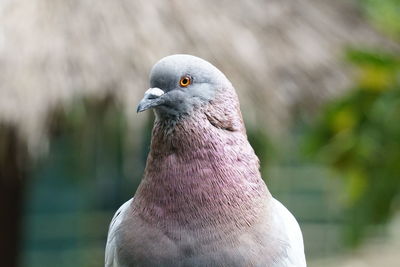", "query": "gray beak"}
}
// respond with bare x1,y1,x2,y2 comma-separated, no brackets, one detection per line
137,88,165,113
